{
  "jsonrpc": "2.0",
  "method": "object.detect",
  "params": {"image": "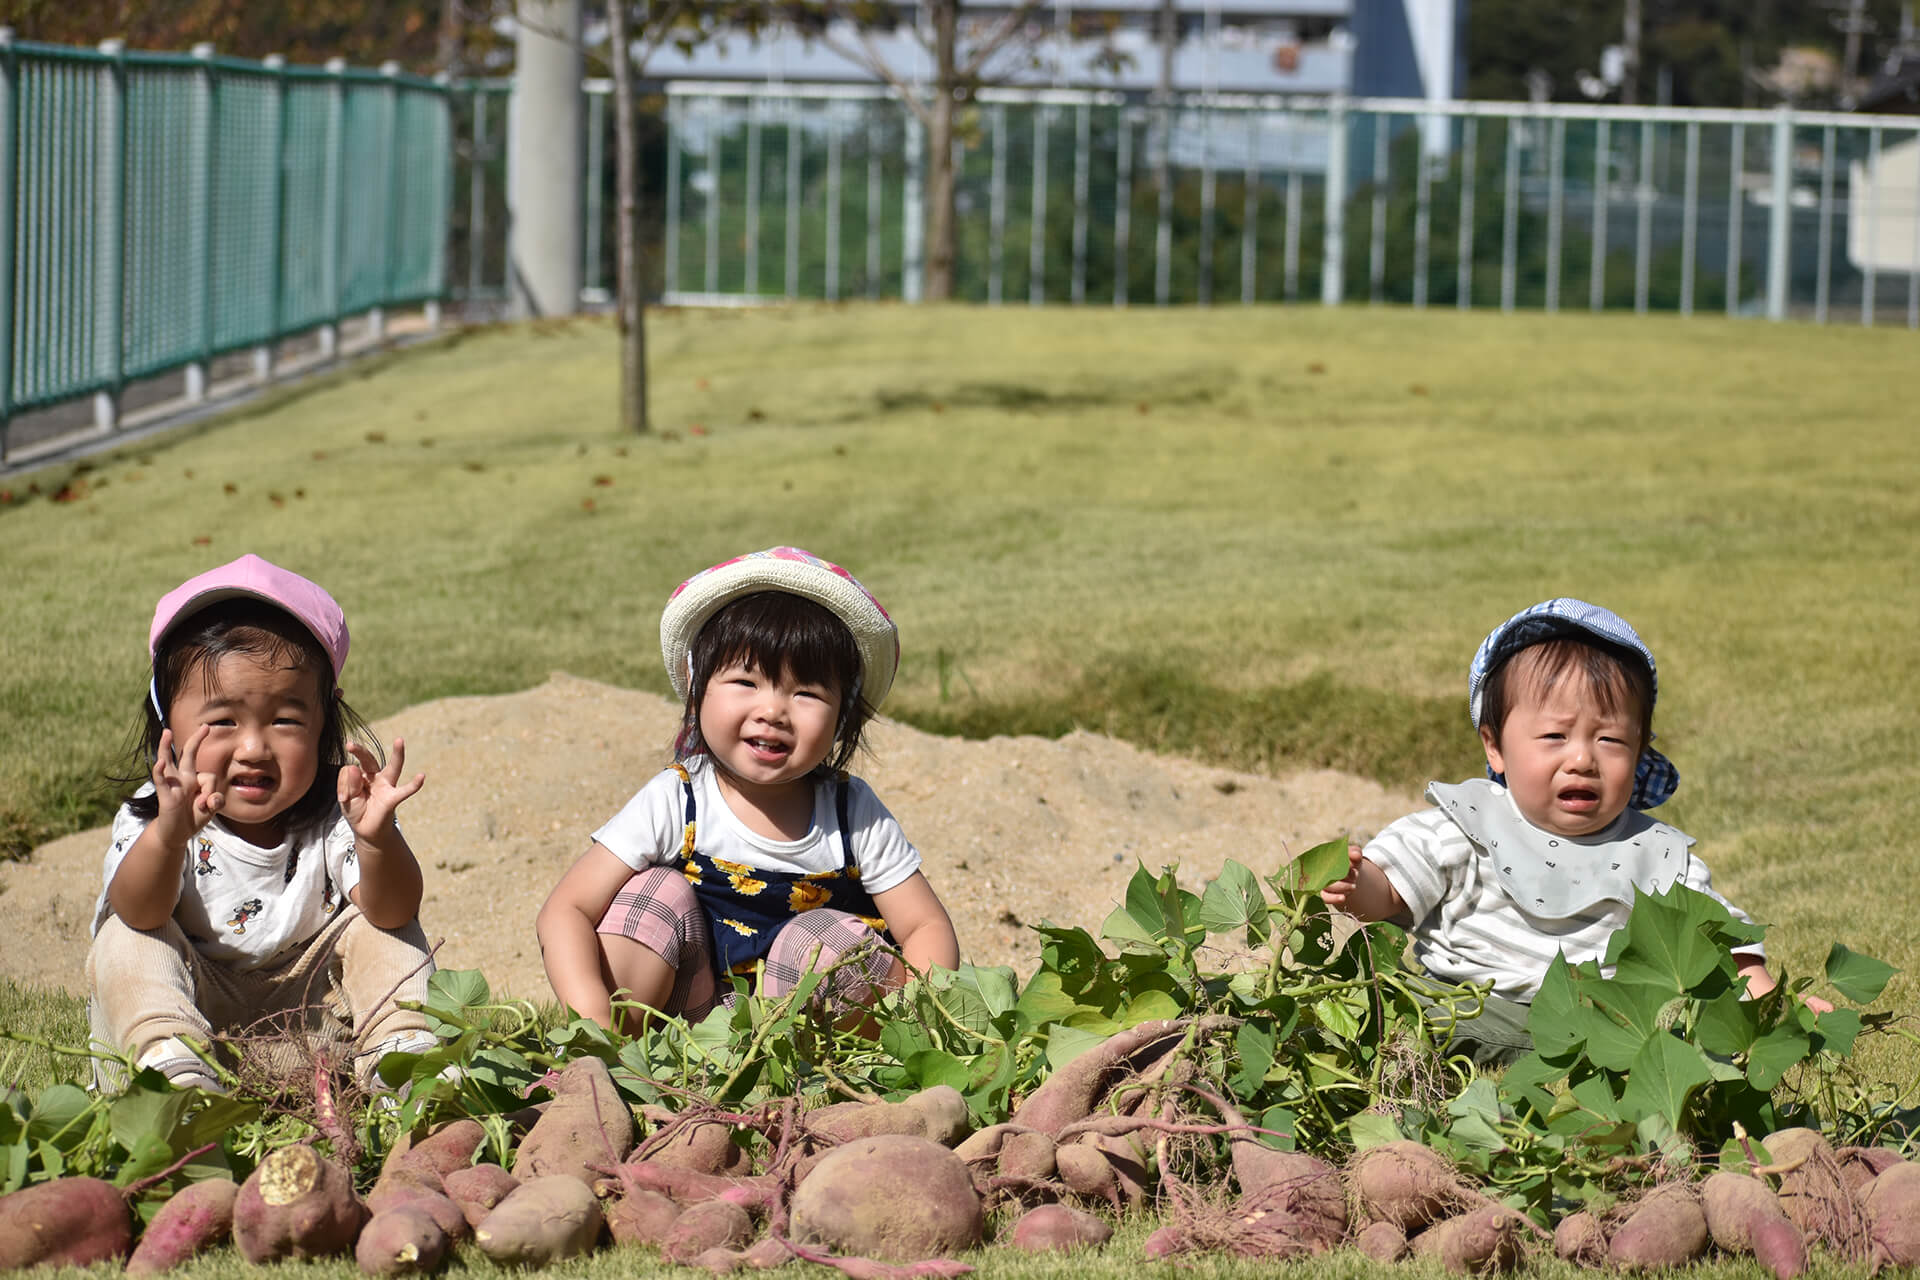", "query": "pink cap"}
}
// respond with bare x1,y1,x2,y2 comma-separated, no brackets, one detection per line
150,554,349,678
